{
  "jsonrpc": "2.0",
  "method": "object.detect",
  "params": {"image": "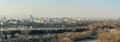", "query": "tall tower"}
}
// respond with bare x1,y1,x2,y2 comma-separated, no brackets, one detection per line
30,15,33,19
30,15,34,22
